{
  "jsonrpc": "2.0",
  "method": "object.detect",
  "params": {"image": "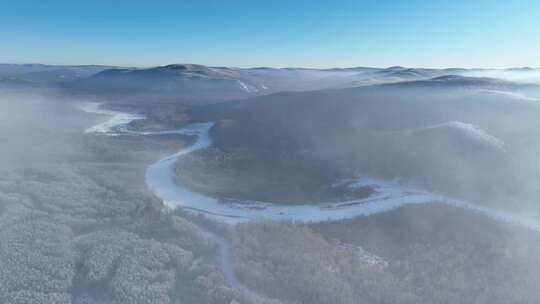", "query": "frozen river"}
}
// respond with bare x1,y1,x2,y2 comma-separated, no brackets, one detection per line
80,102,540,231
